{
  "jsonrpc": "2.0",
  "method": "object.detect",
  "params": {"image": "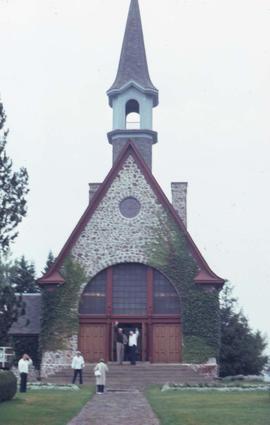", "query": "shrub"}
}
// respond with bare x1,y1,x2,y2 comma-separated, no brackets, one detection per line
0,370,17,402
